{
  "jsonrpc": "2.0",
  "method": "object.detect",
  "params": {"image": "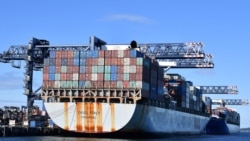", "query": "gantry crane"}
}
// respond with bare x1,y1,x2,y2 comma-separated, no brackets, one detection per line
0,36,214,123
212,99,249,106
